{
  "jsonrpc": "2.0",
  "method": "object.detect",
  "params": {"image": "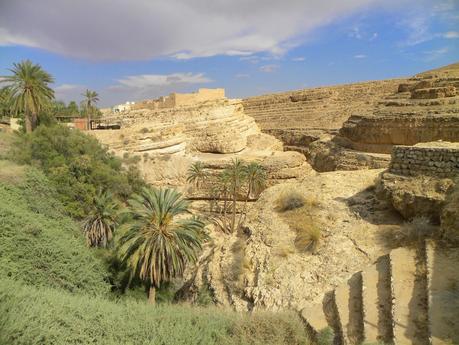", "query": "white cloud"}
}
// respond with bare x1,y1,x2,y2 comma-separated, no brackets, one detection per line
115,73,212,89
291,57,305,61
354,54,367,58
259,64,279,73
0,0,405,60
443,31,459,39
